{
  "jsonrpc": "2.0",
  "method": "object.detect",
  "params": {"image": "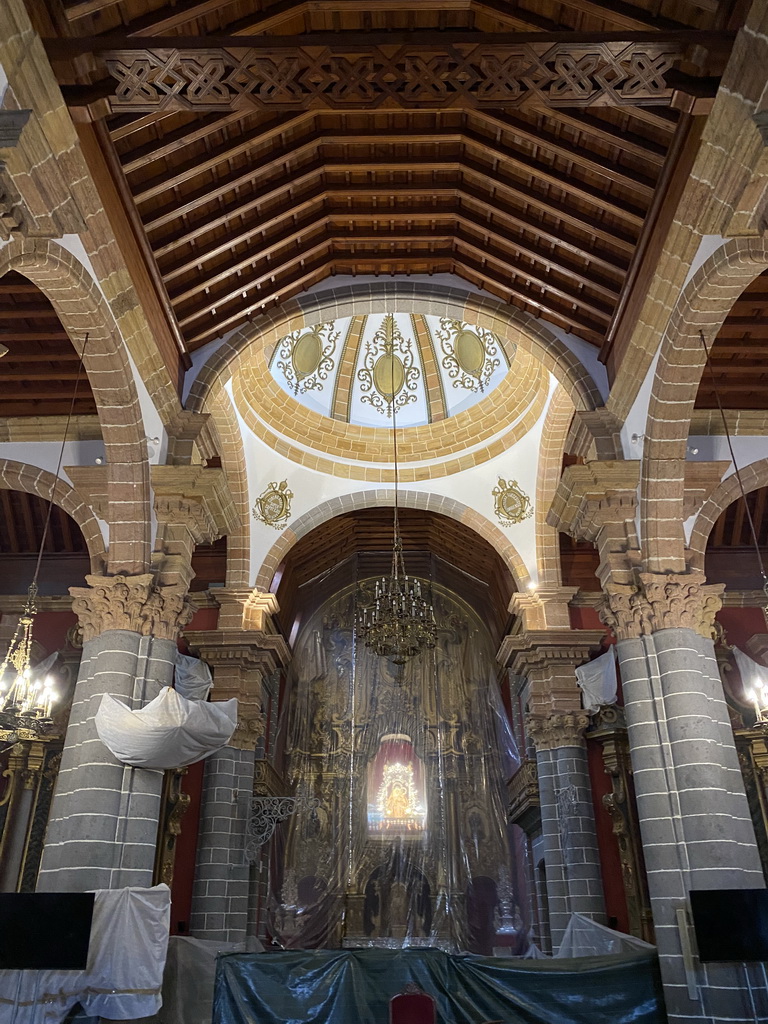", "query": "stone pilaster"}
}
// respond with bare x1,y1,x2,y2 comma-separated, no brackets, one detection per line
499,624,606,950
38,574,192,892
525,709,605,948
185,593,290,943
